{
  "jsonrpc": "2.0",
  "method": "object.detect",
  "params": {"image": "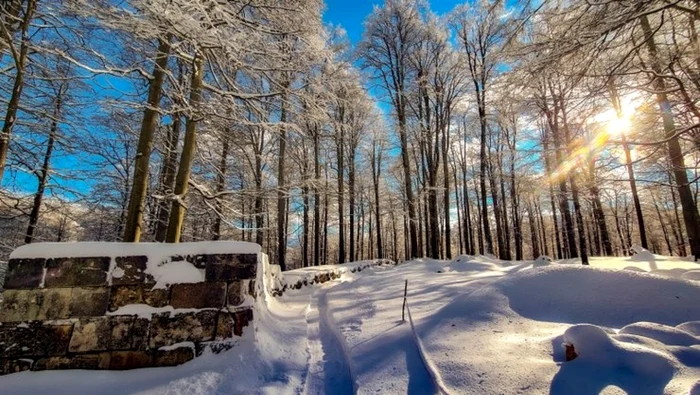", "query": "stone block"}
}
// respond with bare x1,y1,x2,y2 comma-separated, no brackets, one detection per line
204,254,257,281
37,288,73,320
0,289,42,322
154,346,195,367
112,256,151,285
108,285,141,311
3,258,45,289
233,308,253,337
109,351,153,370
170,282,225,309
1,358,33,375
170,254,207,269
226,281,244,306
108,285,169,312
215,311,234,340
45,257,110,288
70,287,109,317
68,317,111,353
0,321,73,357
149,310,217,348
32,353,110,371
131,317,150,351
110,315,135,350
